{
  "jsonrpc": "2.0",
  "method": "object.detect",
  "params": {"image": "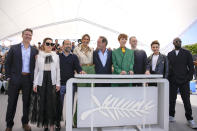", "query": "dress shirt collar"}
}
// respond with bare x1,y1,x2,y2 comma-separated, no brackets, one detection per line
98,48,108,54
